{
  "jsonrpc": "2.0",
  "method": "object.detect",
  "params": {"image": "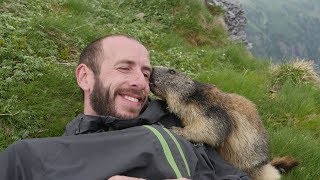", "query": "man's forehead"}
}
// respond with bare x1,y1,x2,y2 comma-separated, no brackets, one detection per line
99,36,150,67
102,37,148,54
